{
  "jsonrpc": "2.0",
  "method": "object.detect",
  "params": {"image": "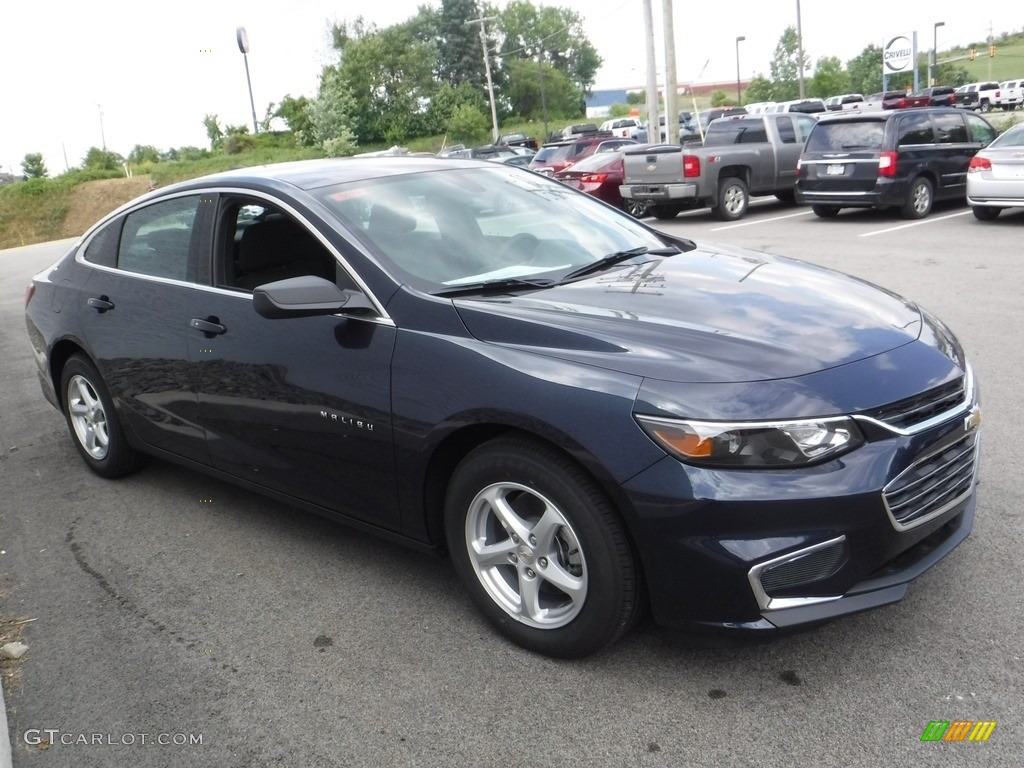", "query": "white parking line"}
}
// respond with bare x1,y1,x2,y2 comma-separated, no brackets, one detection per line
858,209,973,237
709,210,816,231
